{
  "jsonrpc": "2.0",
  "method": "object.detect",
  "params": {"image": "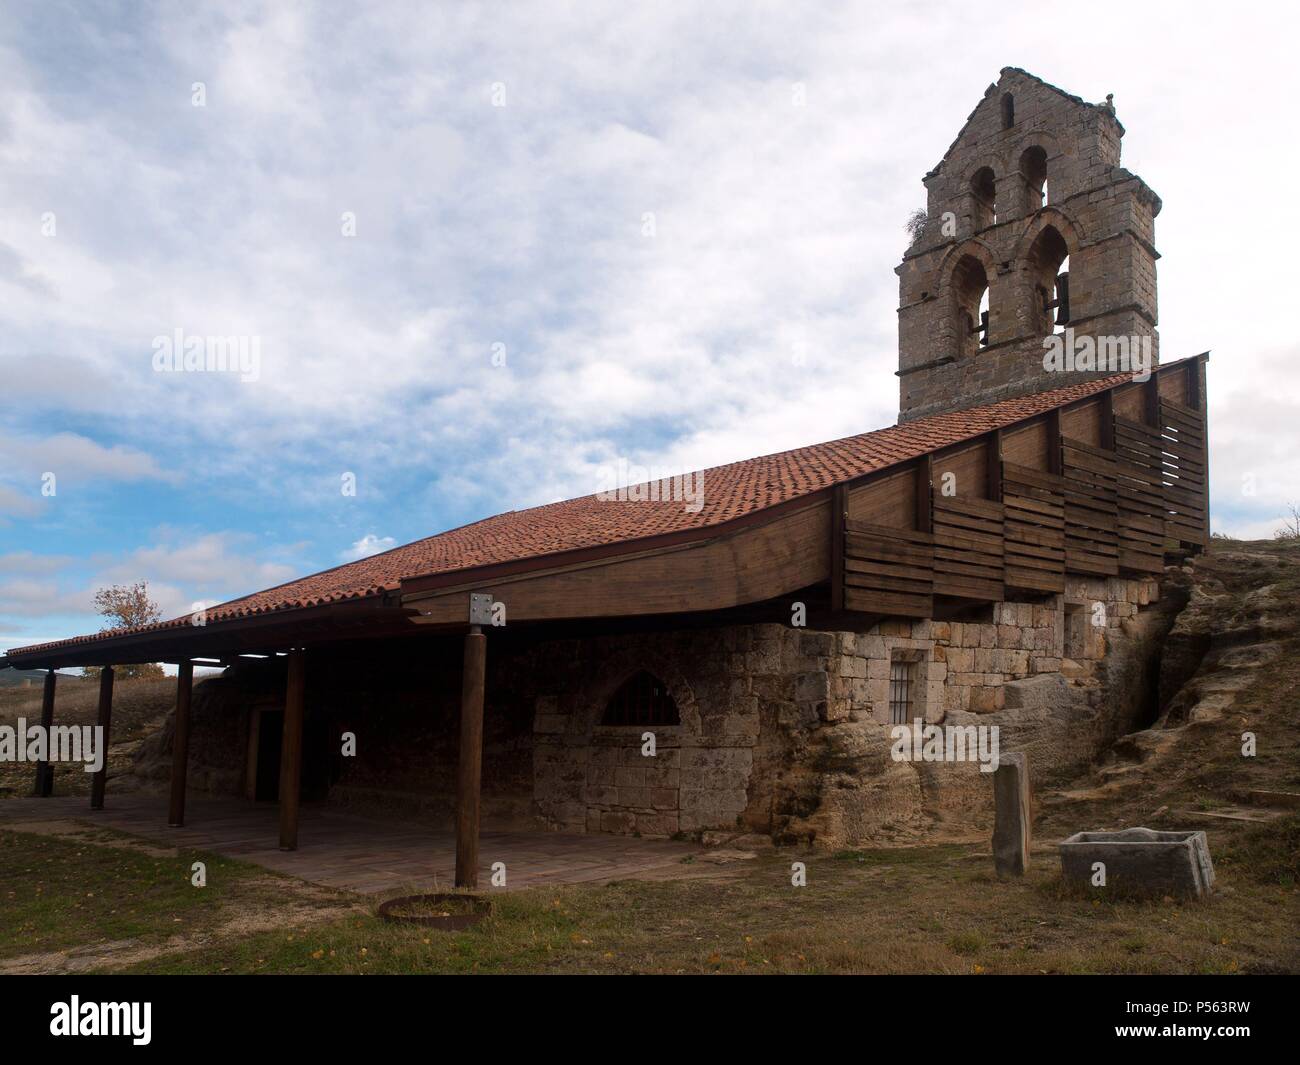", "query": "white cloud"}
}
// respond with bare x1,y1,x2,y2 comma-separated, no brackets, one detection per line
0,432,176,485
0,552,71,574
342,534,396,562
0,485,45,520
94,531,298,607
0,530,298,627
0,1,1297,639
